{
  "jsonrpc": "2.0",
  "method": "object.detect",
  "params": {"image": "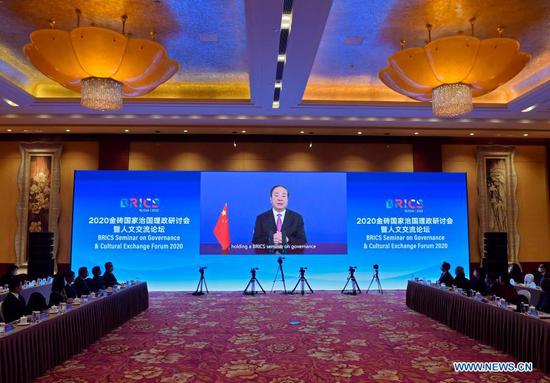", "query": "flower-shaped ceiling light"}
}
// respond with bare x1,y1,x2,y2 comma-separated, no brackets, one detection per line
379,24,530,118
24,14,178,111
